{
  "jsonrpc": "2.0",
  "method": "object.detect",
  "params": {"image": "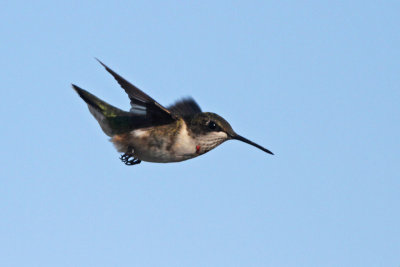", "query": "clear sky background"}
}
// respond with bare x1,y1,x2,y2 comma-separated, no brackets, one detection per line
1,1,399,266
